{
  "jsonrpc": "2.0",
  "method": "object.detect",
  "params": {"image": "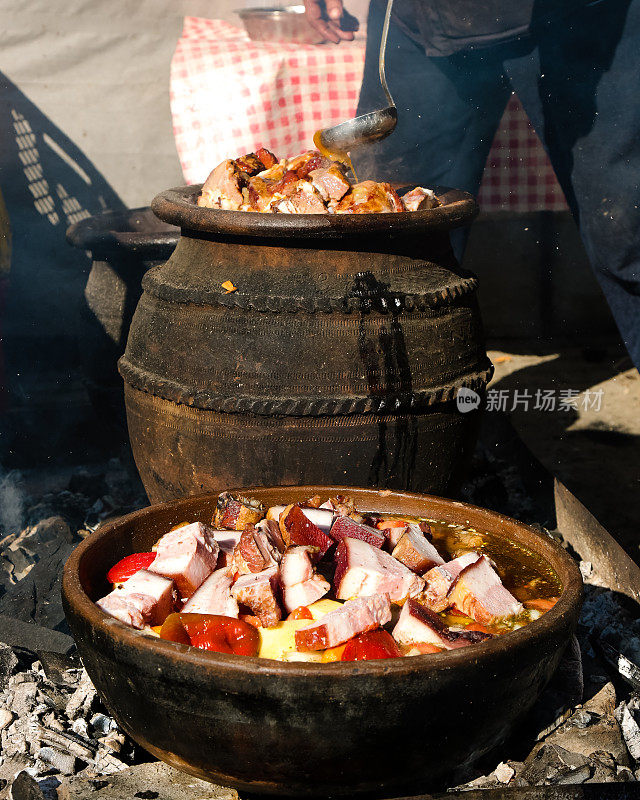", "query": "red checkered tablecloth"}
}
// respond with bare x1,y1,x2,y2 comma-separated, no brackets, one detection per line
171,17,567,213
